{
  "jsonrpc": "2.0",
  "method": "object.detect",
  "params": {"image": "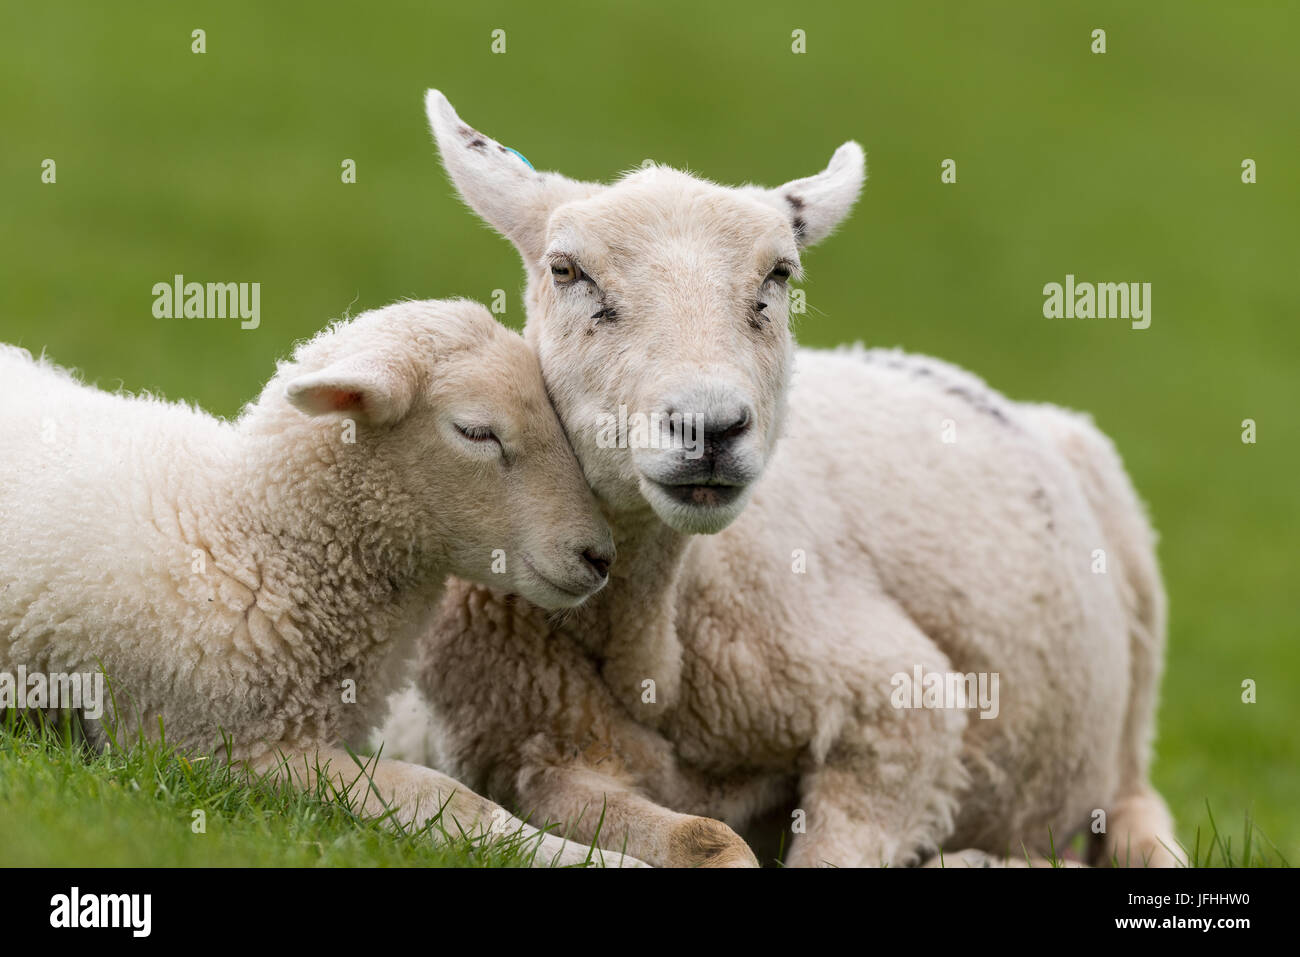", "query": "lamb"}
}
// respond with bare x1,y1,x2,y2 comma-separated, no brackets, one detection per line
0,297,643,867
376,92,1181,868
